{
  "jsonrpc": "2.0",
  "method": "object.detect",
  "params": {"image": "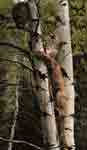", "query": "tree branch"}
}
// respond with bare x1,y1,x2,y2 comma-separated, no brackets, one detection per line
0,137,42,150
